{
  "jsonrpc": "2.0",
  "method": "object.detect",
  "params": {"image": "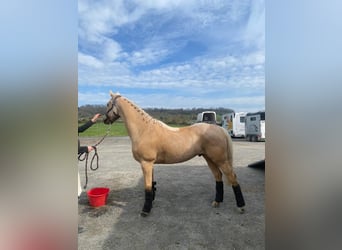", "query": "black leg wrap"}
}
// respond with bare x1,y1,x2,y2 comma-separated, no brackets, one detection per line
232,184,245,207
215,181,224,202
142,190,153,215
152,181,157,201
